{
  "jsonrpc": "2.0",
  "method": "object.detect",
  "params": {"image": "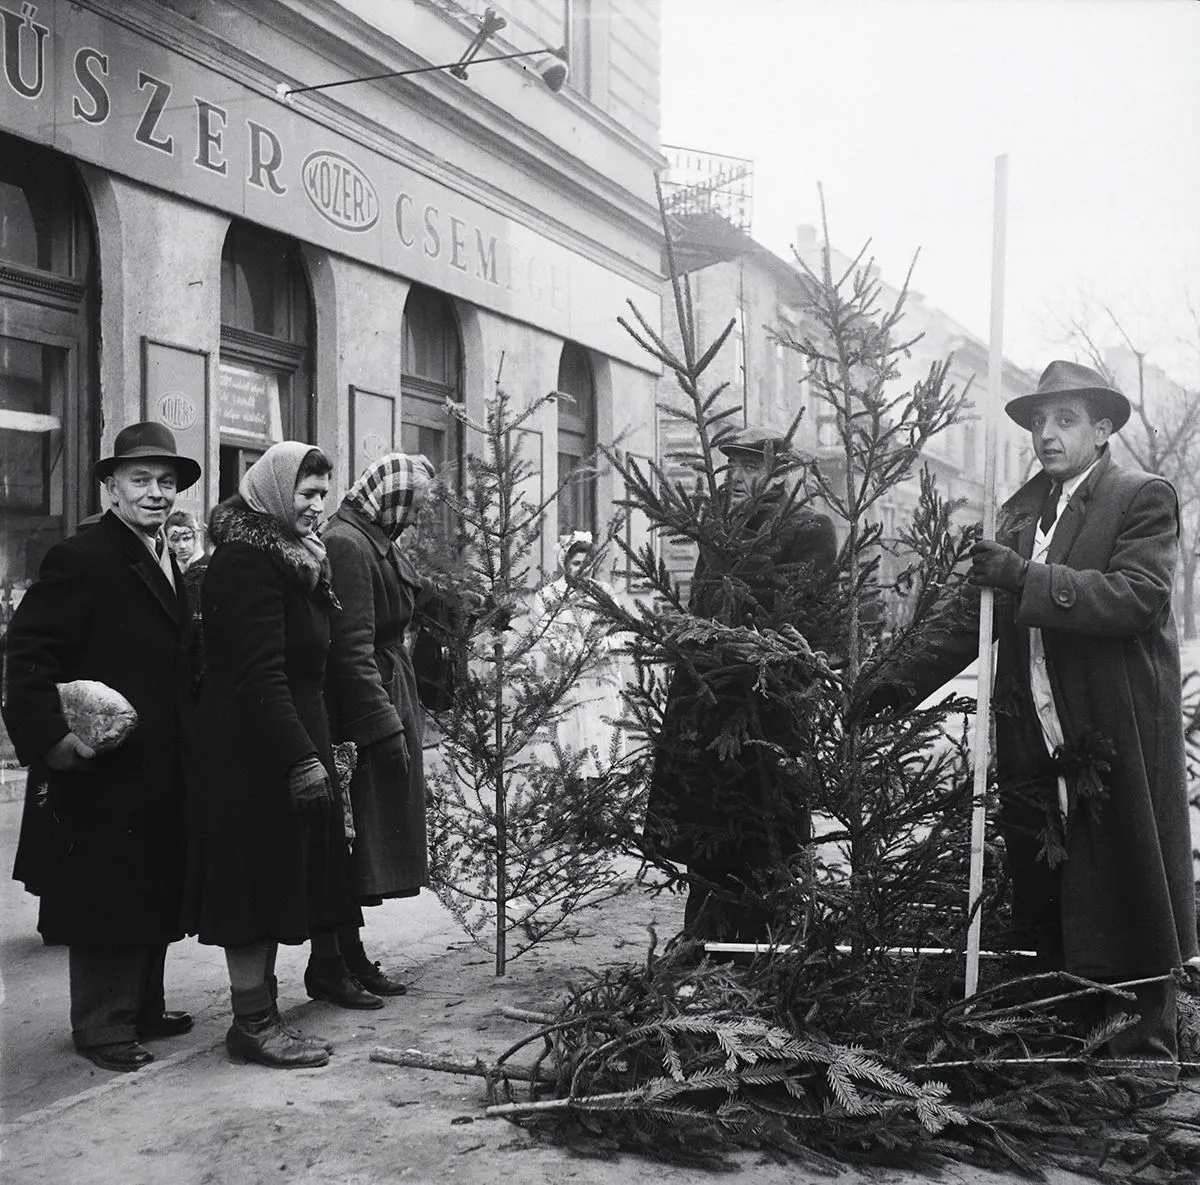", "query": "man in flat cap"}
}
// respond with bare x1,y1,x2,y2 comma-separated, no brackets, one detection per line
3,422,202,1072
645,426,838,944
873,361,1197,1071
